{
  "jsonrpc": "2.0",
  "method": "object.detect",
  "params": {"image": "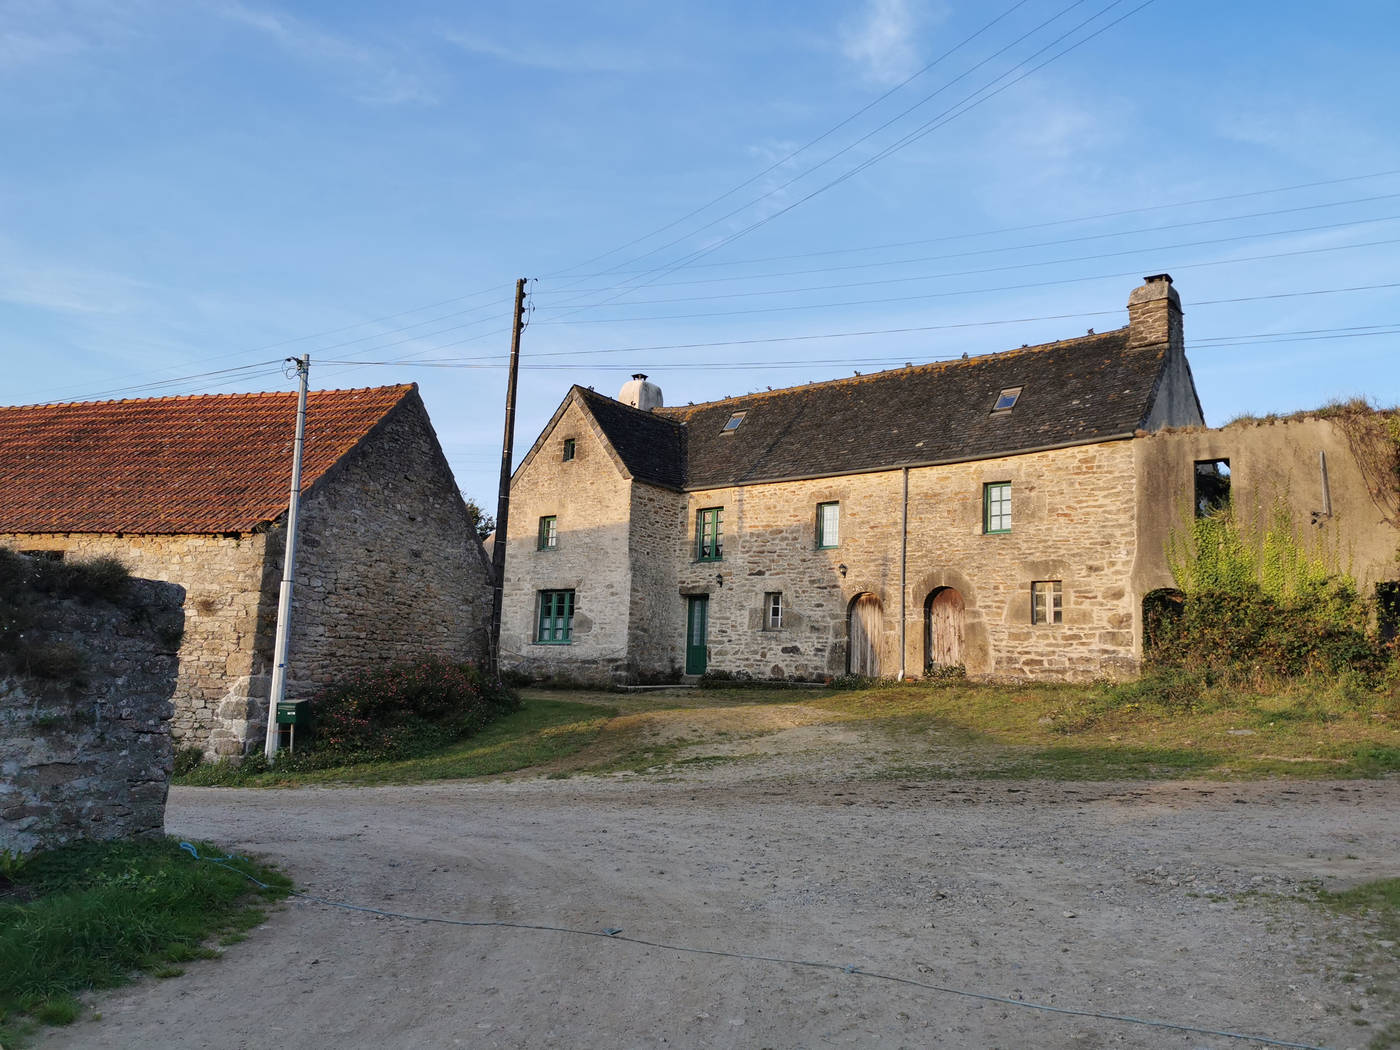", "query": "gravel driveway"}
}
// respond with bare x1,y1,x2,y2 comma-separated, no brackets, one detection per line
39,769,1399,1050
